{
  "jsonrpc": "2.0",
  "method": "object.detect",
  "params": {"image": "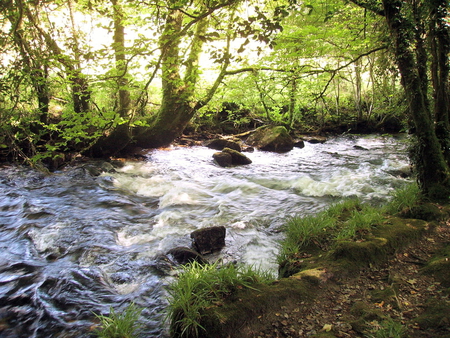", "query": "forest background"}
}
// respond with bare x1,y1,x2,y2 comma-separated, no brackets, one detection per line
1,0,450,198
